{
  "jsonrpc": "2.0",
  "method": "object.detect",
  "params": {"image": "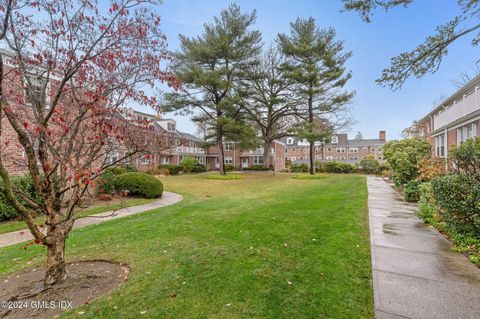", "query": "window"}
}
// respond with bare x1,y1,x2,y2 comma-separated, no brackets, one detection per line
336,147,346,153
326,156,333,160
271,147,275,154
349,147,358,153
378,157,382,160
141,155,151,164
435,134,445,157
225,143,233,151
327,147,332,152
161,156,170,164
291,157,296,162
25,75,46,105
349,156,358,160
331,136,338,144
287,138,294,145
253,156,263,165
106,152,118,164
224,156,233,164
362,147,368,151
167,122,176,132
457,123,477,145
377,147,382,153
